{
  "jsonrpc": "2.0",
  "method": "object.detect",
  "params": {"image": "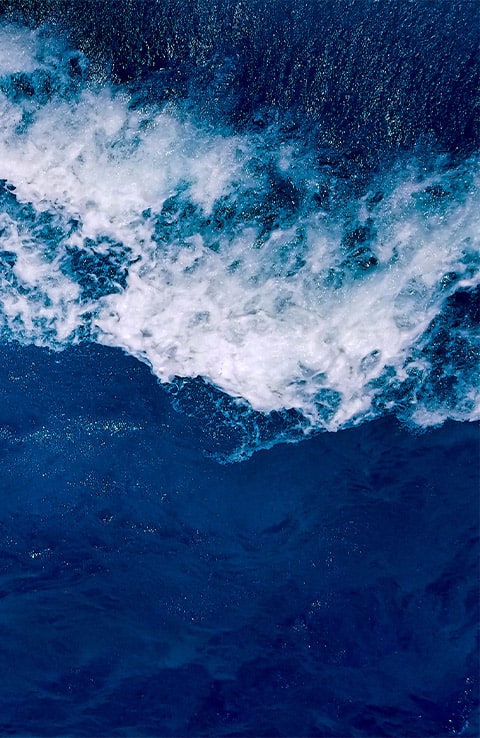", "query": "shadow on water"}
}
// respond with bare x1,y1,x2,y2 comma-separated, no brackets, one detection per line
0,342,478,736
